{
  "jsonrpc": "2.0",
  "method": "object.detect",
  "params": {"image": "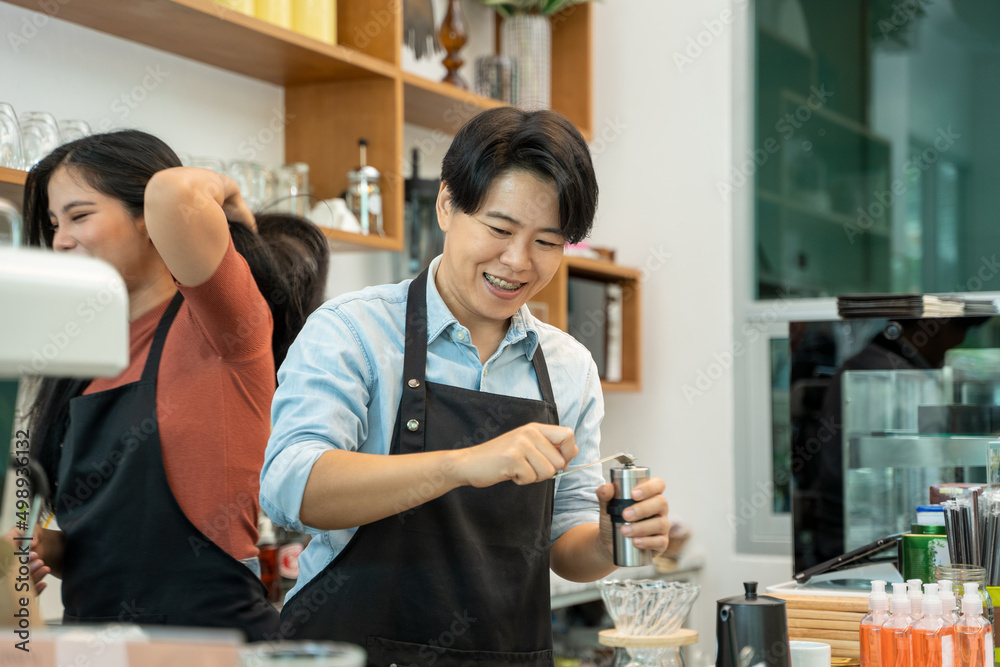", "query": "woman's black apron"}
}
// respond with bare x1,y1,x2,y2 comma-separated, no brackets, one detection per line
280,269,559,667
55,292,279,641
